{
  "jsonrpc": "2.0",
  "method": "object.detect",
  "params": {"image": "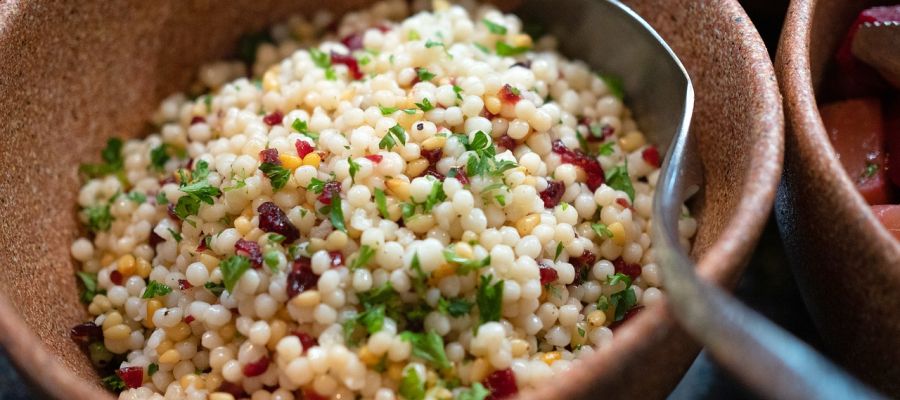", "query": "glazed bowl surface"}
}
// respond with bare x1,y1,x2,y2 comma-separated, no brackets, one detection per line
0,0,781,398
775,0,900,395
